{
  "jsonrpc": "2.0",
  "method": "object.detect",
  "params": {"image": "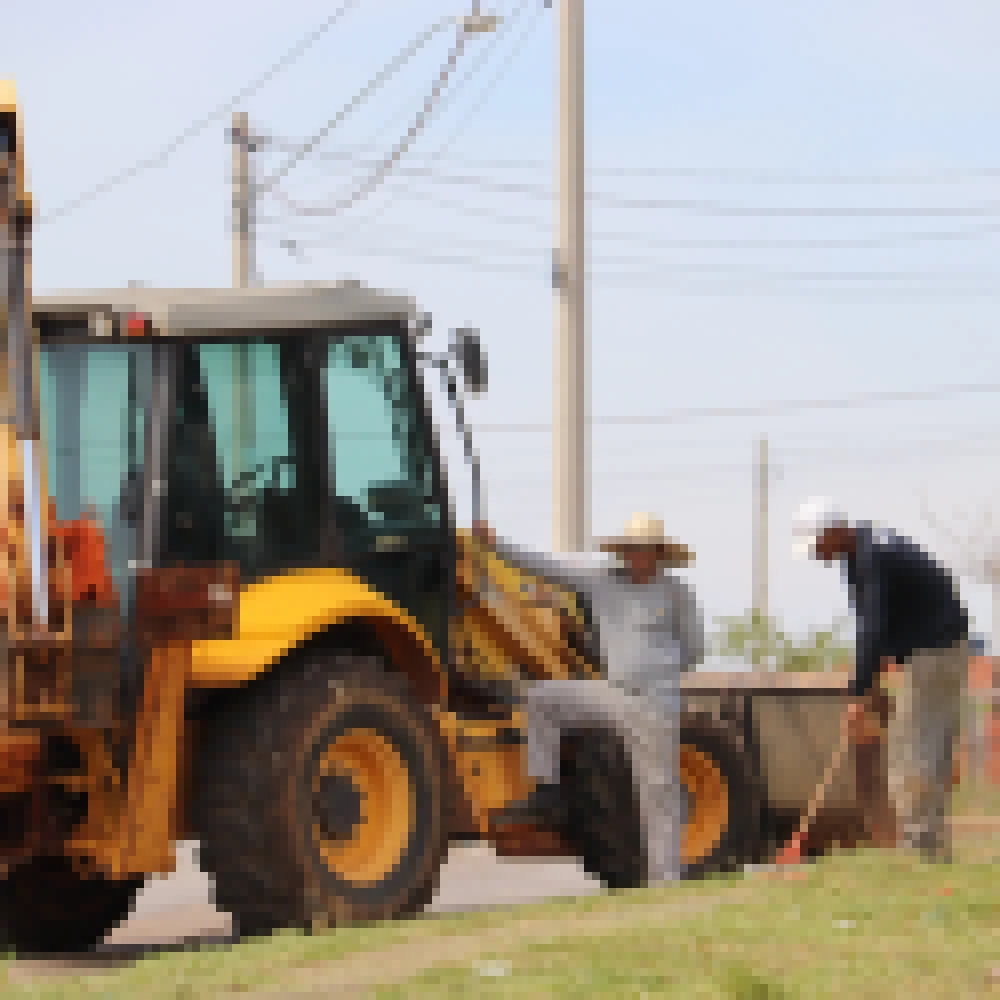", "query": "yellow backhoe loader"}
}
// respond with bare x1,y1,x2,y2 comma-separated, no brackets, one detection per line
0,82,769,954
